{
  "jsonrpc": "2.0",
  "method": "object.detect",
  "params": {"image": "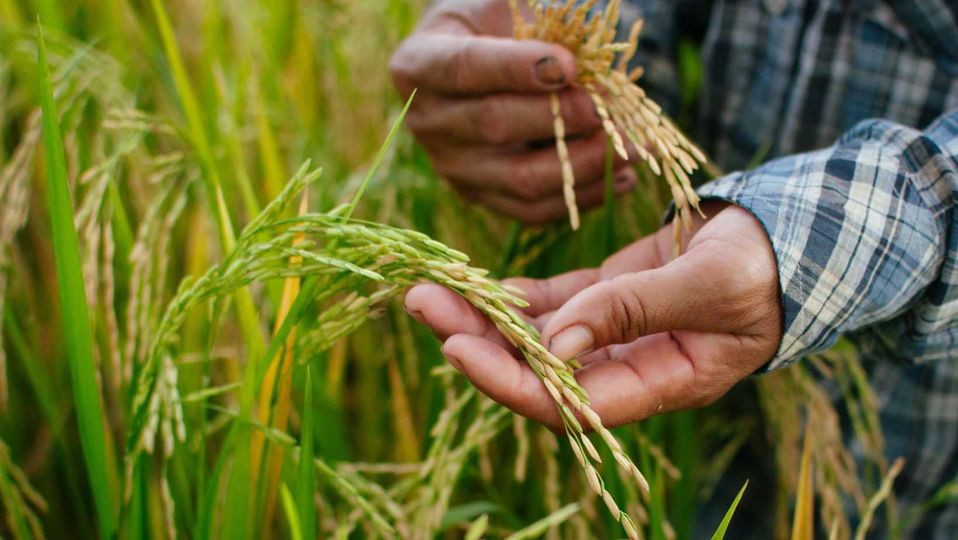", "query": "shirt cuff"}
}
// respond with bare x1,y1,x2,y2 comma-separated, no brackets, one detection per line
691,120,944,371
